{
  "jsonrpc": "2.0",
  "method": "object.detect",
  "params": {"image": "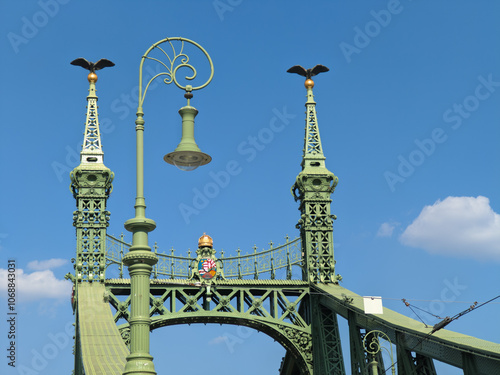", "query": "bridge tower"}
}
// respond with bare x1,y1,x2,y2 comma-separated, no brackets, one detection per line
69,67,114,375
285,68,346,374
70,68,114,283
291,71,340,284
